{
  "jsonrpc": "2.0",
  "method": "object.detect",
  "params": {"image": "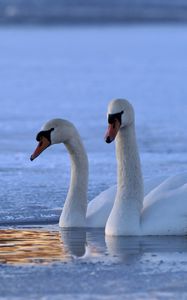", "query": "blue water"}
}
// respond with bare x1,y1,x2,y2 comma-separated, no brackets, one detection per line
0,24,187,300
0,227,187,299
